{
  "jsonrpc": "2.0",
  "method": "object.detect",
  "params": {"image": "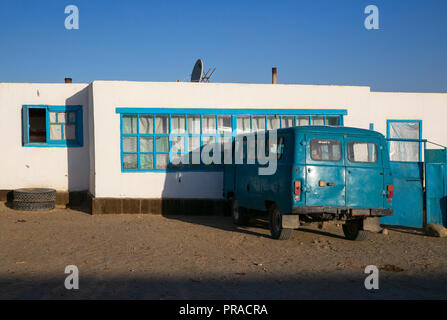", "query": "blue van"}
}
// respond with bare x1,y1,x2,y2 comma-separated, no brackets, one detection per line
223,126,394,240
